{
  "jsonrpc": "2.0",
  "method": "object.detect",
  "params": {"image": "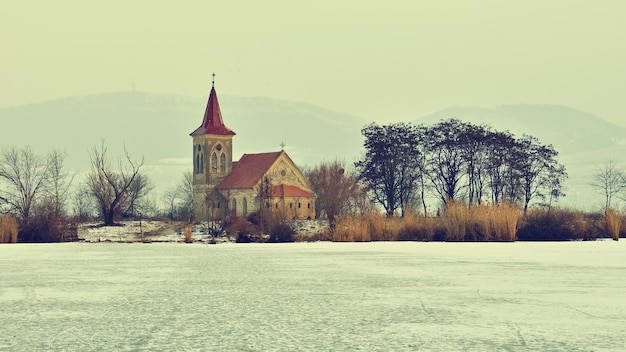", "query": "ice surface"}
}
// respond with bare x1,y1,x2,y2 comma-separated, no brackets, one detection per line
1,241,625,351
